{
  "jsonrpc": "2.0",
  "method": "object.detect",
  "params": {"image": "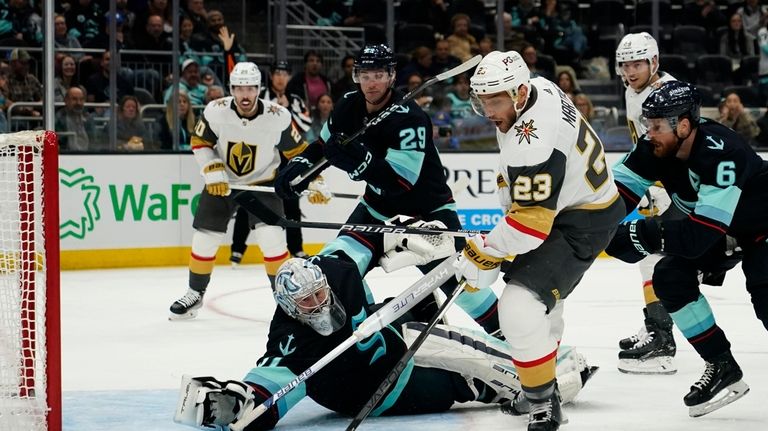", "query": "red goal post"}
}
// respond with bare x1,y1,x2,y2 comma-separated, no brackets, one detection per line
0,131,61,430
